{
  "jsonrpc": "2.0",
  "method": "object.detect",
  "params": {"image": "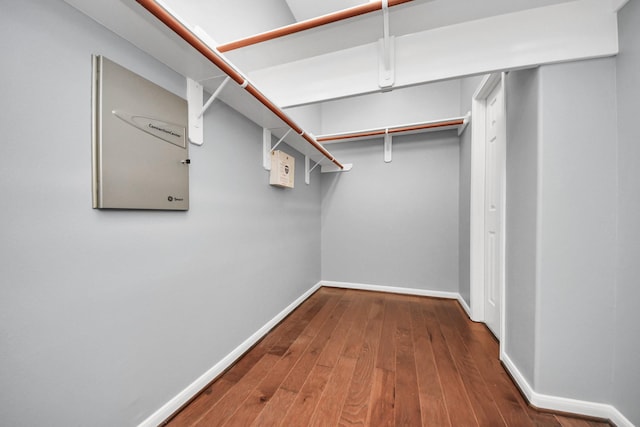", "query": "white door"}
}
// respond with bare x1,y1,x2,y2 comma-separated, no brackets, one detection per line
484,81,505,339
